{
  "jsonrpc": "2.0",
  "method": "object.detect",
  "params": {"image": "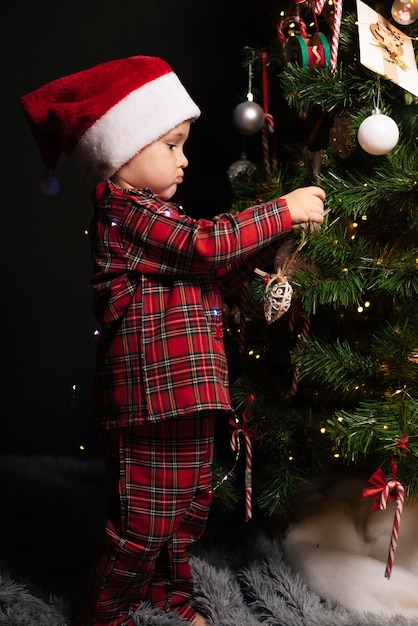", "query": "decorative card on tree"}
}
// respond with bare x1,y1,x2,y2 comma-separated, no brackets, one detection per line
356,0,418,96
